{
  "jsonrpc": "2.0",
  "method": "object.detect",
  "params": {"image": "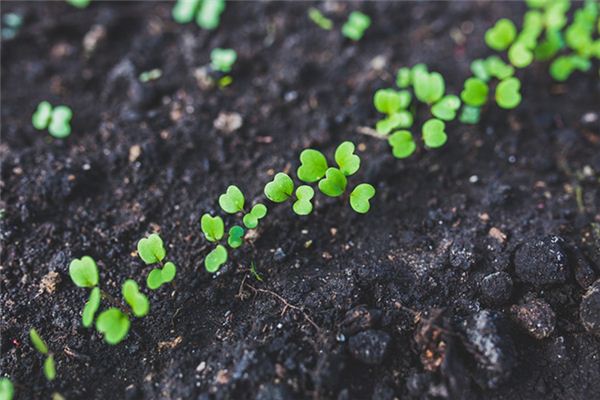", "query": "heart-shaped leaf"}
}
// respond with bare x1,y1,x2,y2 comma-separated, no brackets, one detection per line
137,233,166,264
388,130,416,159
96,308,130,345
29,328,48,355
69,256,99,288
48,106,72,138
196,0,225,29
485,18,517,51
422,119,447,148
122,279,149,317
460,78,489,107
375,111,413,135
484,56,515,79
459,105,482,125
341,11,371,41
335,141,360,176
373,89,411,114
293,185,314,215
201,214,224,242
470,59,490,81
82,287,101,327
396,67,411,88
243,203,267,228
172,0,201,23
318,168,347,197
264,173,294,203
350,183,376,214
227,225,245,248
297,149,327,183
32,101,52,130
146,261,177,290
218,185,245,214
431,95,461,121
205,244,228,273
0,378,14,400
508,42,533,68
495,77,522,109
44,354,56,381
210,48,237,73
413,70,445,105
